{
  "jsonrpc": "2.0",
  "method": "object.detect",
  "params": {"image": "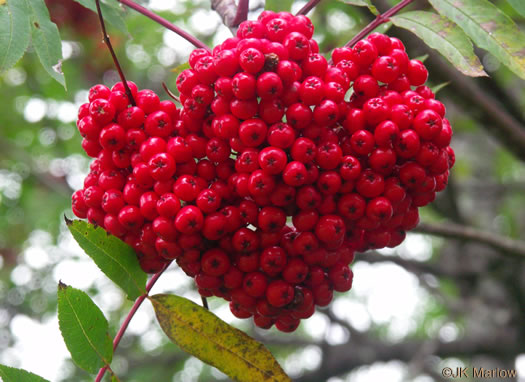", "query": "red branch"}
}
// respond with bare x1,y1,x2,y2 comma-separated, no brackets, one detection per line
233,0,250,26
118,0,210,51
95,0,135,105
296,0,322,16
94,263,170,382
344,0,416,48
211,0,250,30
